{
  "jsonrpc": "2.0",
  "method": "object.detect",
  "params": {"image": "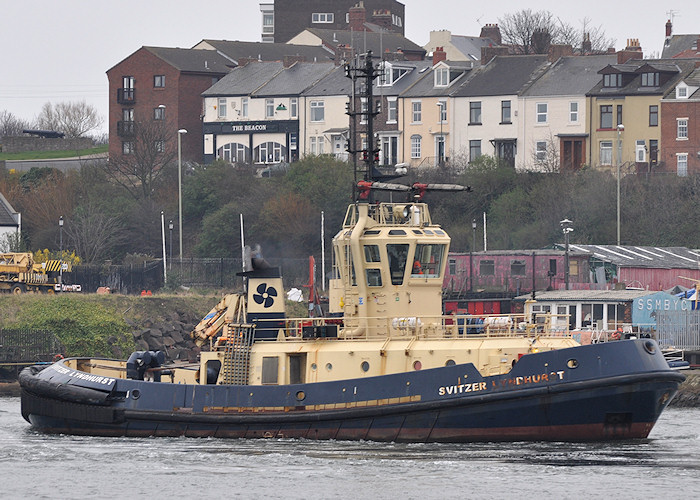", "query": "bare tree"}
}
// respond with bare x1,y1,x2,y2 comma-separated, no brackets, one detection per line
100,120,177,201
35,101,104,137
63,202,126,263
558,17,616,53
0,110,31,137
524,135,560,173
499,9,559,54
